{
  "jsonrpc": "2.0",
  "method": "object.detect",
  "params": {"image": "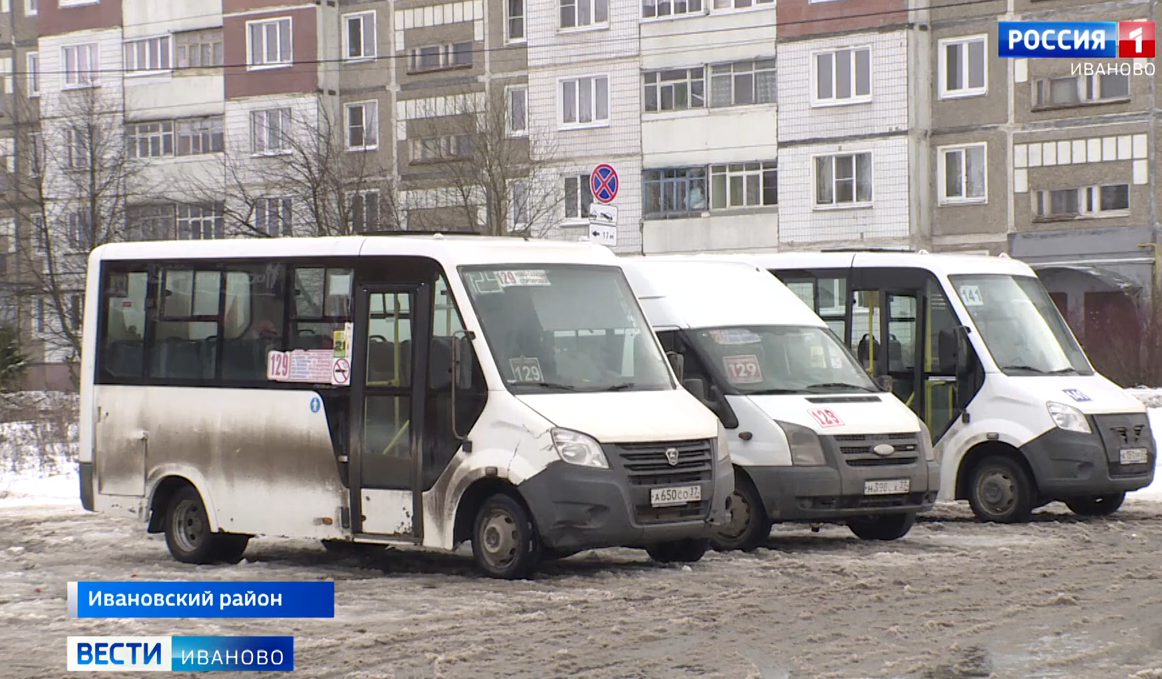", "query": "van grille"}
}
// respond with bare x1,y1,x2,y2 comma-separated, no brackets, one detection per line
832,432,920,467
606,439,715,525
